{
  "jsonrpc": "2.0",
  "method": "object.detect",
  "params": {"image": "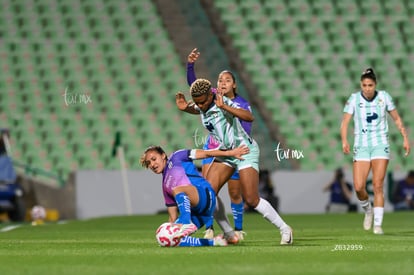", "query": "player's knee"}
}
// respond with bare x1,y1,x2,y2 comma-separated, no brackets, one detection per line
372,183,384,195
228,190,242,201
354,184,365,193
244,196,259,208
